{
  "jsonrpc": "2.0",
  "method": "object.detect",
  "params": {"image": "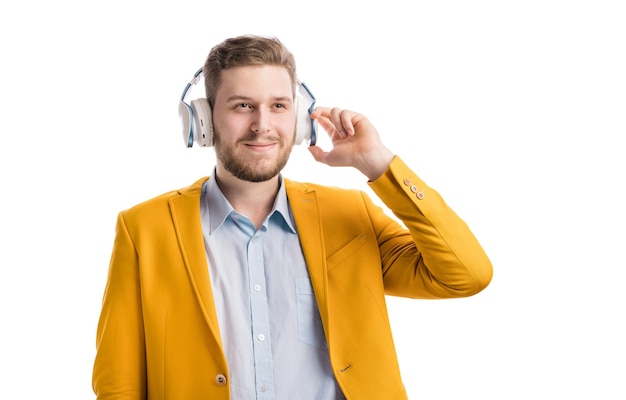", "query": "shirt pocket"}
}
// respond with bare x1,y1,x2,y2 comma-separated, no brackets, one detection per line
294,278,328,349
